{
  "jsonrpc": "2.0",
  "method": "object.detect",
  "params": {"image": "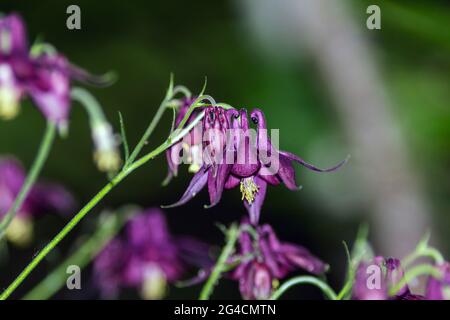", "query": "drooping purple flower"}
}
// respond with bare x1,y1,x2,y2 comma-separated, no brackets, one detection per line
0,13,110,127
164,106,235,209
165,97,203,179
425,262,450,300
230,220,327,300
166,107,347,224
93,208,210,299
0,156,75,245
352,256,424,300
